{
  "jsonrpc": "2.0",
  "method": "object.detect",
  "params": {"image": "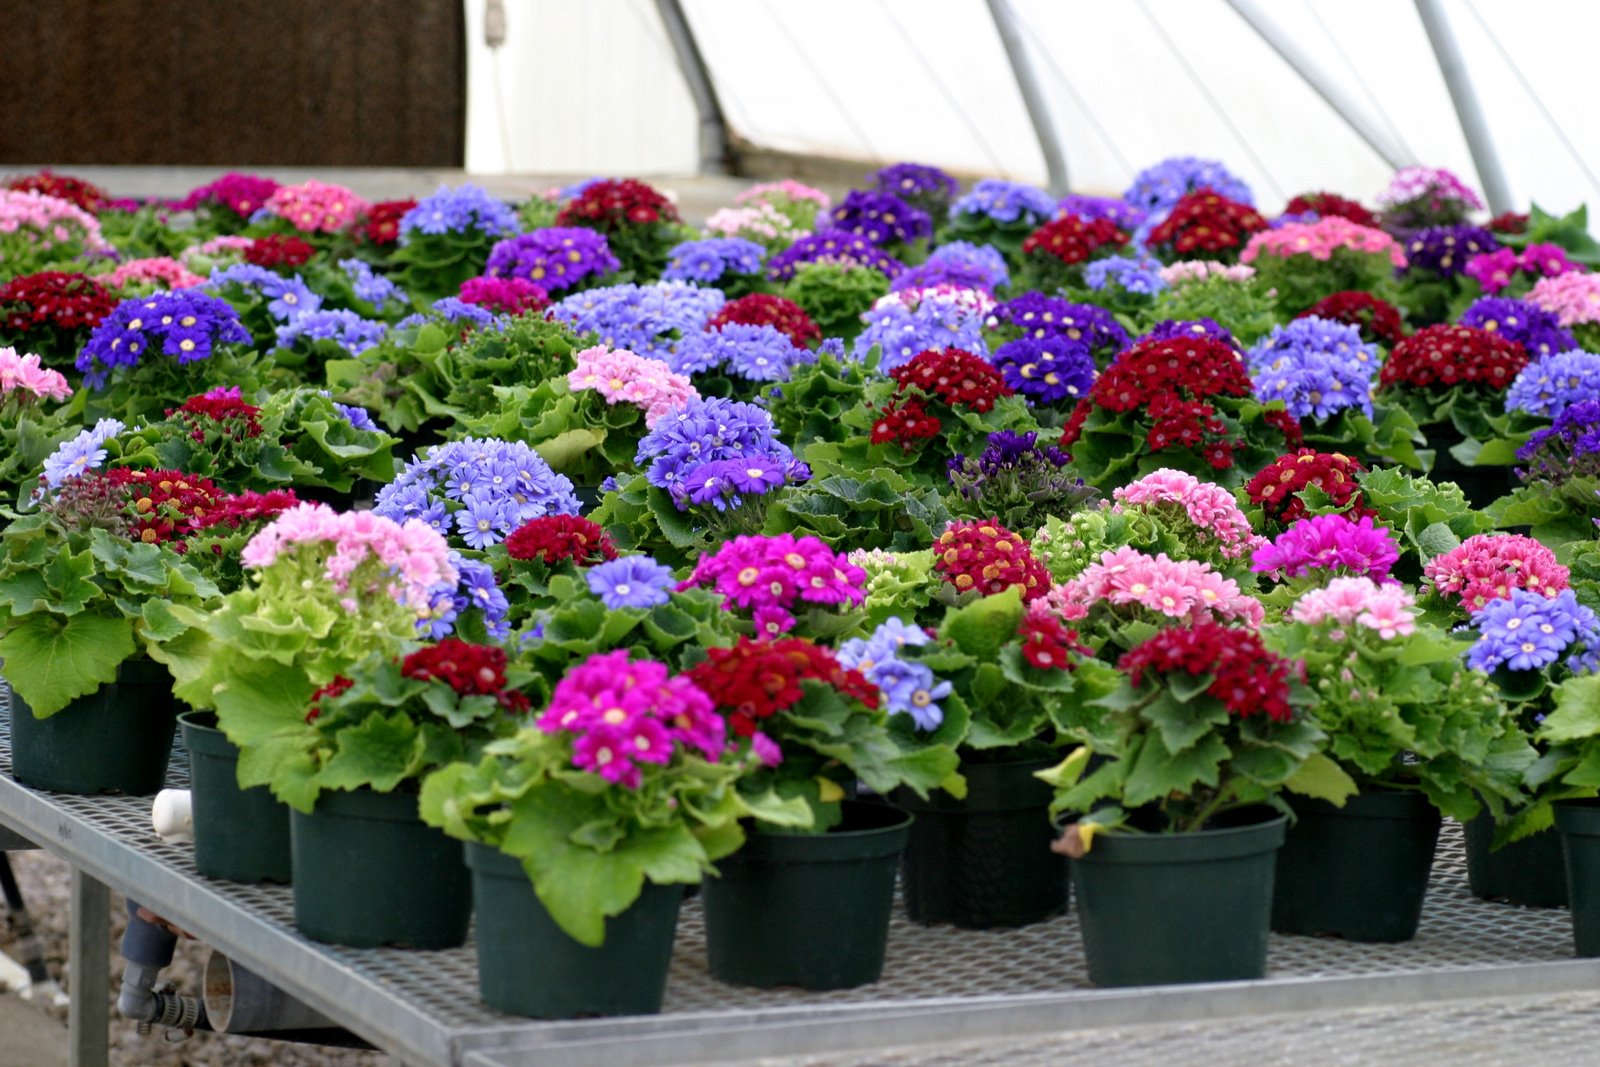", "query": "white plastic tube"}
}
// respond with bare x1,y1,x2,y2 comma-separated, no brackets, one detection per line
151,790,194,846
